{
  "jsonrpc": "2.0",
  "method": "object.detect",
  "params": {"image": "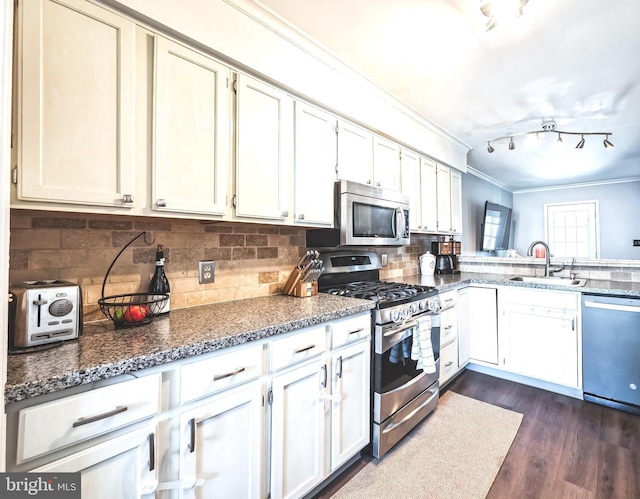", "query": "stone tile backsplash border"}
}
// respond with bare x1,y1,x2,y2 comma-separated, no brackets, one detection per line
459,256,640,282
